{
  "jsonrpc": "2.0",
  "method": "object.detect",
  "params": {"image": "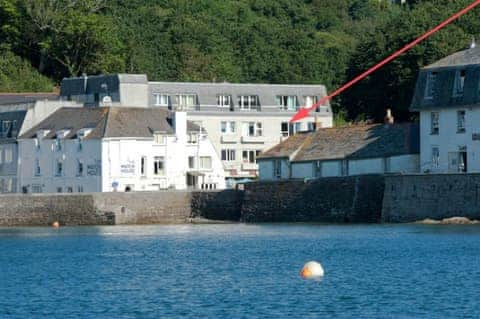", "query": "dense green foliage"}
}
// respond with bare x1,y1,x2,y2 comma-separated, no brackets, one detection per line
1,0,480,121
